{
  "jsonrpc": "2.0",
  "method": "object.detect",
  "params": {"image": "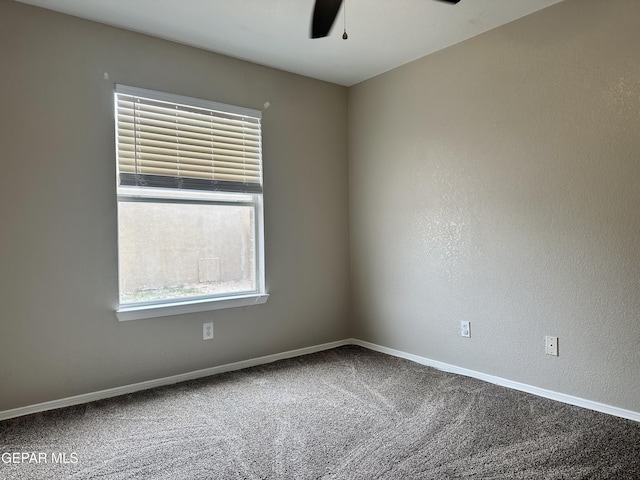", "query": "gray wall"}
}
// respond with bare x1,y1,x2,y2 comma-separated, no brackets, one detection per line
2,0,639,416
349,0,640,412
0,1,350,411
